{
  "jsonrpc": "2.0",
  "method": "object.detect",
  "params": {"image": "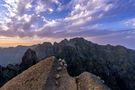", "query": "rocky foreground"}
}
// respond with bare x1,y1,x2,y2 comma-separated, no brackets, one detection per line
0,56,110,90
1,38,135,90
